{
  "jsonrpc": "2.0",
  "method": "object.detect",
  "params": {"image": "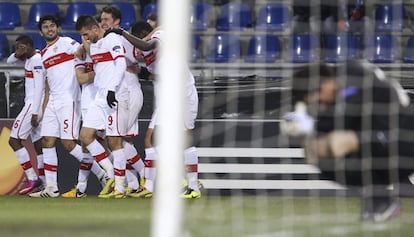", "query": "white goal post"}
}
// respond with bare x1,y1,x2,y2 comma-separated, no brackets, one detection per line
151,0,190,237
